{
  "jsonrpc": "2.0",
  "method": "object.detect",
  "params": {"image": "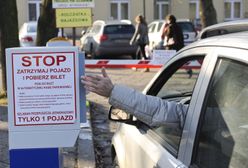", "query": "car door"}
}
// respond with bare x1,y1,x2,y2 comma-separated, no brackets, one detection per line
83,24,101,54
148,22,157,49
148,21,164,50
181,47,248,168
123,47,213,168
